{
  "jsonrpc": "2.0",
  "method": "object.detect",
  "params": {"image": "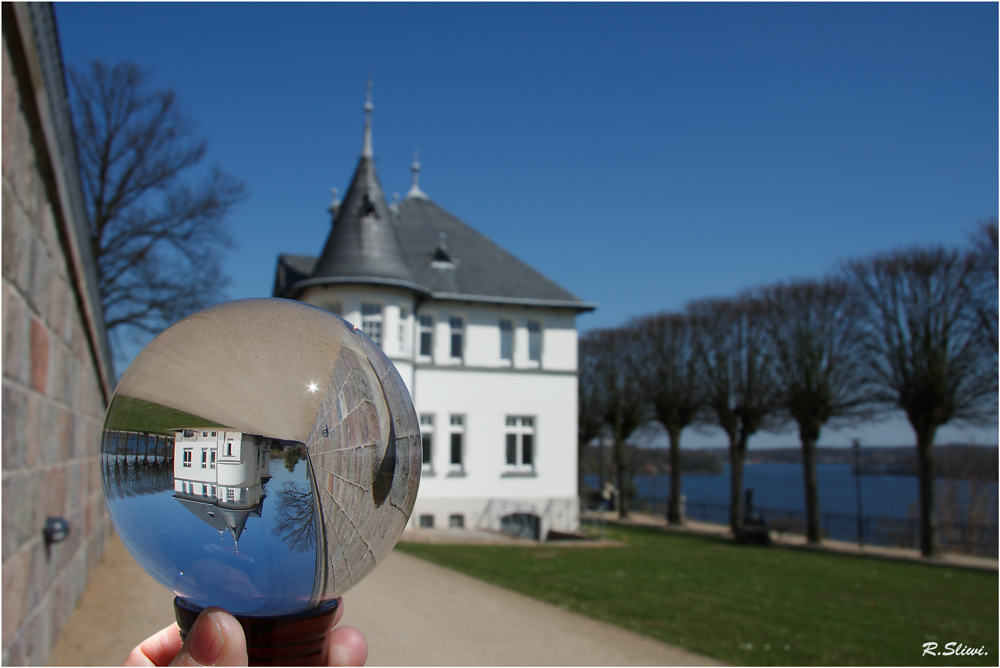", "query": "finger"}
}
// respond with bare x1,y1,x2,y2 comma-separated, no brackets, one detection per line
123,623,184,666
331,597,345,627
326,626,368,667
169,608,248,667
